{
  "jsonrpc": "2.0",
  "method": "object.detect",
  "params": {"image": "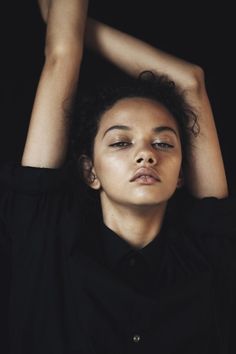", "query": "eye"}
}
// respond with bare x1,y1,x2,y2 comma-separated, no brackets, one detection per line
109,141,131,148
152,142,174,150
